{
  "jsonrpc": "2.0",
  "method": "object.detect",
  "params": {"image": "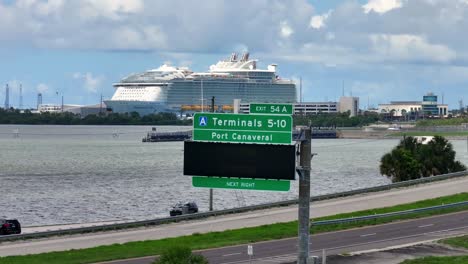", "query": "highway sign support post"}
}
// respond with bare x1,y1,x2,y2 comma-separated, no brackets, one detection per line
298,127,312,264
209,97,215,212
248,244,253,264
